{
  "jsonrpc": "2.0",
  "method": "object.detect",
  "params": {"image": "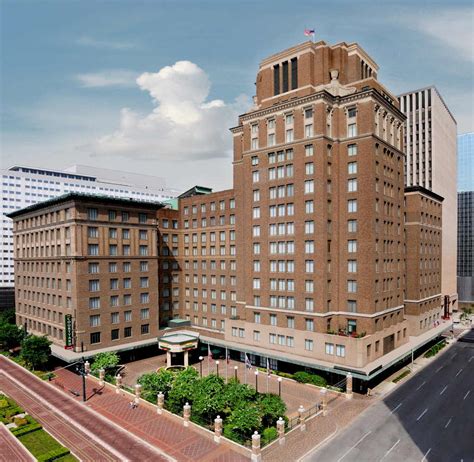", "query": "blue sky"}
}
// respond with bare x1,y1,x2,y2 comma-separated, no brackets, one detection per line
1,0,473,190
